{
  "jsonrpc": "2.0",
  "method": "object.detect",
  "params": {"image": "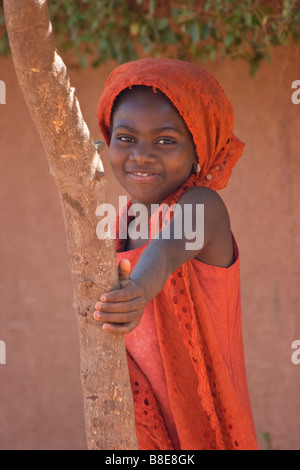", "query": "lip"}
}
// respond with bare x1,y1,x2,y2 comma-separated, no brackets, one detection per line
126,170,162,183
